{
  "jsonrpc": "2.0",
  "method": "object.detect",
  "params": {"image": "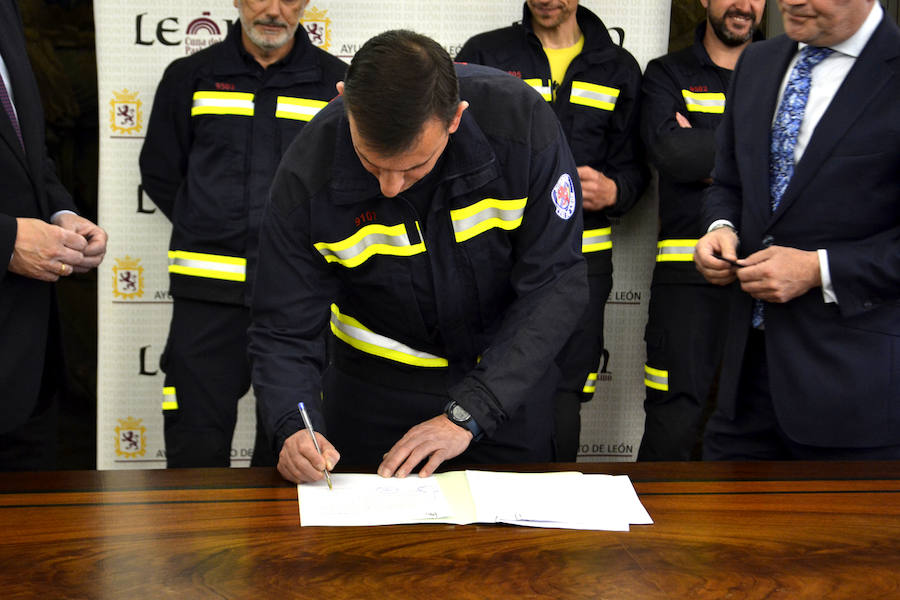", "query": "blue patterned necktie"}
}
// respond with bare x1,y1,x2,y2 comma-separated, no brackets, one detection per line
769,45,834,211
753,45,834,328
0,73,24,150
